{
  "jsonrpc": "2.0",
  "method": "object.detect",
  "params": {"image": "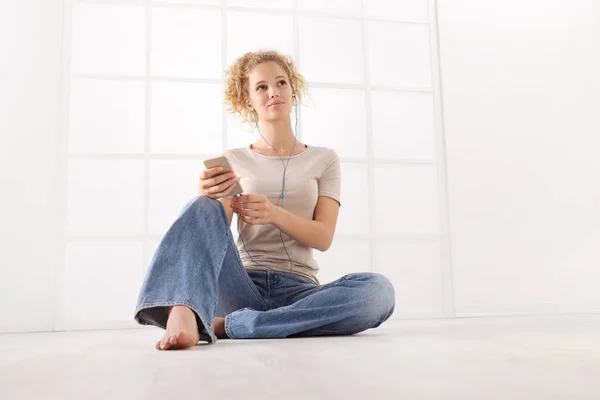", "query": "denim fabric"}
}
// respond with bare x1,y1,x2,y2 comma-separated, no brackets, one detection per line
134,195,395,343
